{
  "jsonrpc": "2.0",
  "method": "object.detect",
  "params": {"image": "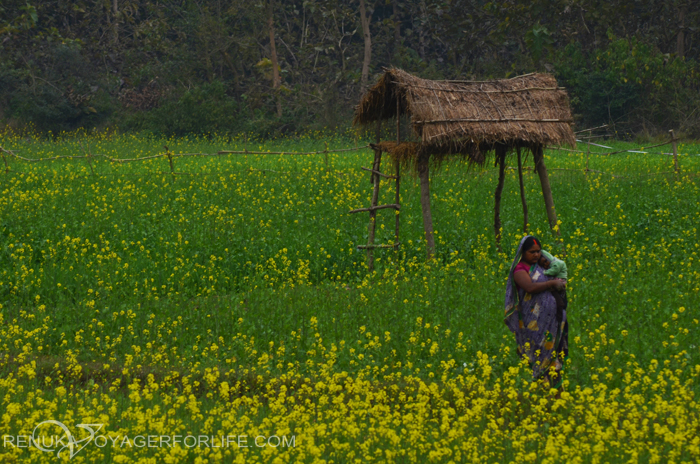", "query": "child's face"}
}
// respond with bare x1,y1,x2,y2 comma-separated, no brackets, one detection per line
538,256,550,269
